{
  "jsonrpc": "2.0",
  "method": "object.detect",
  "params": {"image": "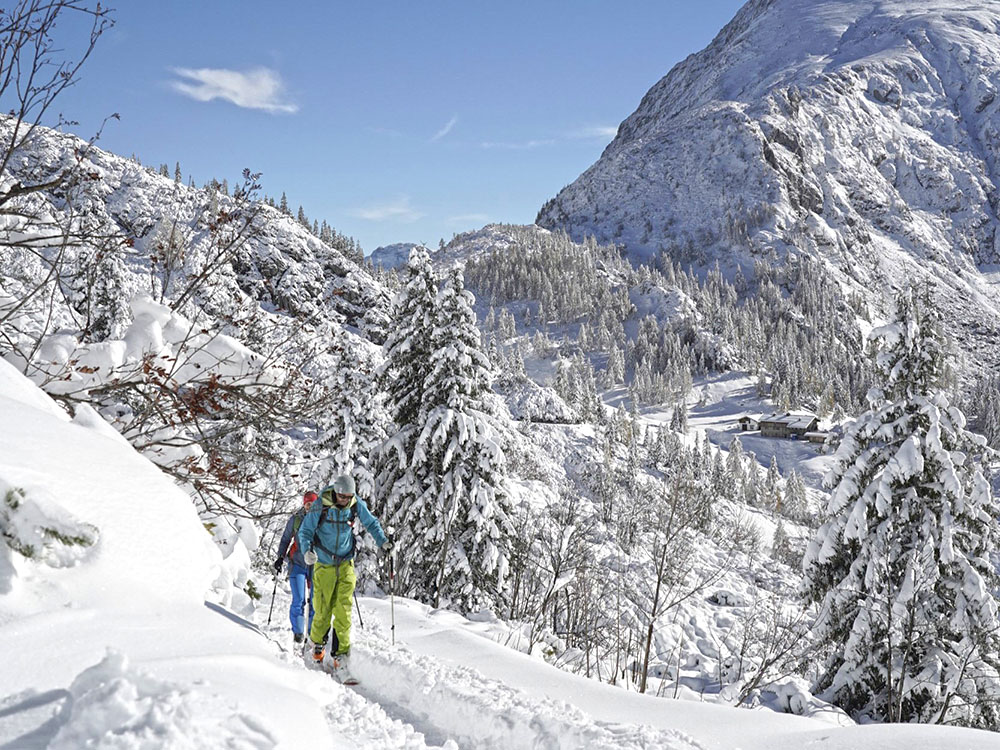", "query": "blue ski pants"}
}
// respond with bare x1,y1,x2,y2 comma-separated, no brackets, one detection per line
288,563,315,635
